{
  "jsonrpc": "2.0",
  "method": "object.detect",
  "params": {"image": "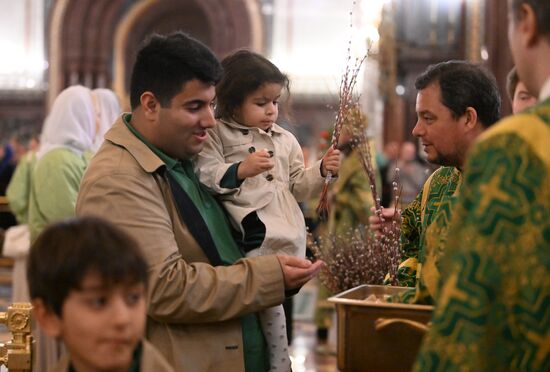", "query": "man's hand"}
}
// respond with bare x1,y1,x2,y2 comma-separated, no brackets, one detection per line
237,150,274,180
368,207,401,237
277,255,324,290
321,147,341,177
